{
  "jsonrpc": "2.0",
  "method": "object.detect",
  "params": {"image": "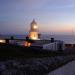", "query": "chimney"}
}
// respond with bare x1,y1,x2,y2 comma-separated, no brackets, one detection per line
51,38,54,43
